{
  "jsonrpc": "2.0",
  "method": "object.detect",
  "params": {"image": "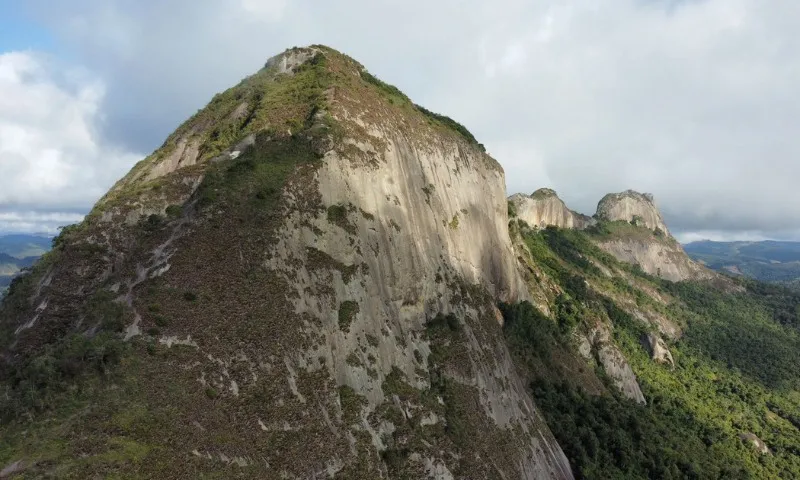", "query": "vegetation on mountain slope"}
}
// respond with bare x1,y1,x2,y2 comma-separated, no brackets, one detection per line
0,48,336,476
0,47,563,479
506,224,800,479
3,43,800,479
